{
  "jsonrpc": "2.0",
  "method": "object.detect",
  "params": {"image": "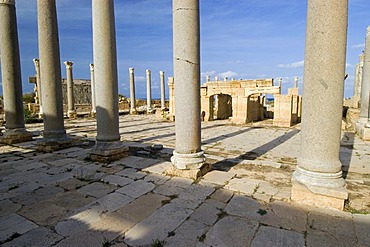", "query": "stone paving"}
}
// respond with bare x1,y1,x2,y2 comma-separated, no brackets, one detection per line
0,114,369,247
